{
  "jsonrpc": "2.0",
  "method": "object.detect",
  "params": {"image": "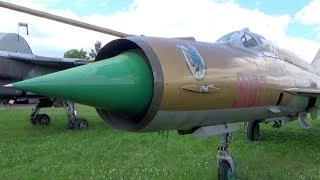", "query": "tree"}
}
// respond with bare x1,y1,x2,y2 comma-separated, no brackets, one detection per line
89,41,102,60
64,49,89,60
